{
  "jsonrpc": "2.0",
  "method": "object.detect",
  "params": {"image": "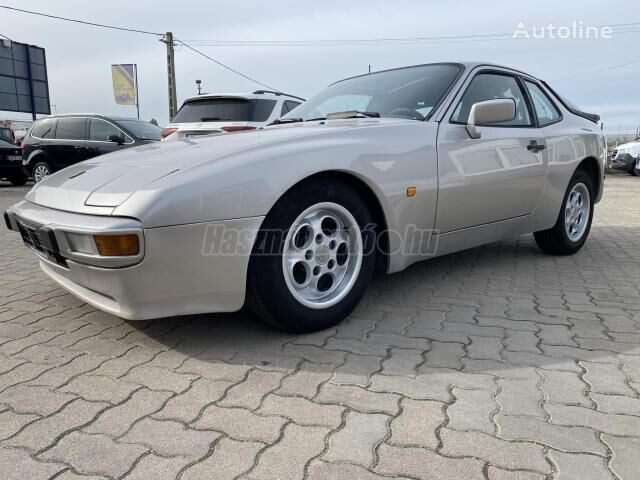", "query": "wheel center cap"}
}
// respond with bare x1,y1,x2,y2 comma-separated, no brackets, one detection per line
315,245,331,265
